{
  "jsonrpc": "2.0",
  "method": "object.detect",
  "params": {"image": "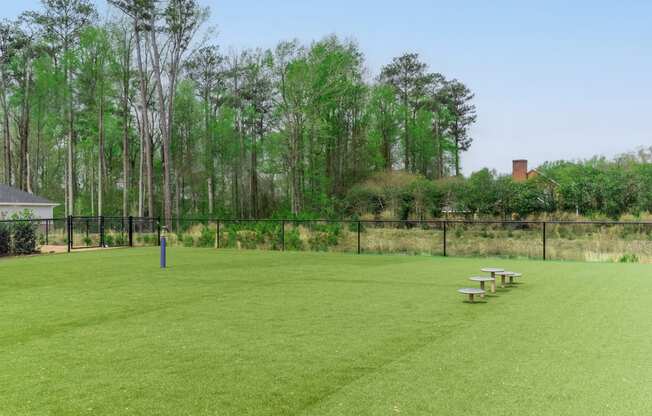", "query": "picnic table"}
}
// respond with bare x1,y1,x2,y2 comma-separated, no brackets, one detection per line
458,288,485,303
506,272,522,285
469,276,495,296
480,268,504,293
495,271,517,288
